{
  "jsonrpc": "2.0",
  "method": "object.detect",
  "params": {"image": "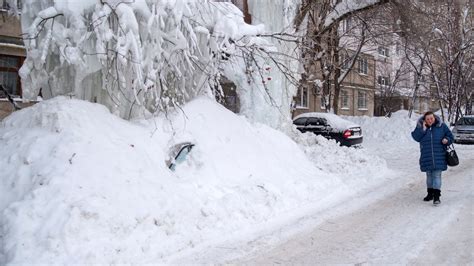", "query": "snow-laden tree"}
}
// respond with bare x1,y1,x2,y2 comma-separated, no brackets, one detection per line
427,1,473,120
18,0,293,127
394,0,473,121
